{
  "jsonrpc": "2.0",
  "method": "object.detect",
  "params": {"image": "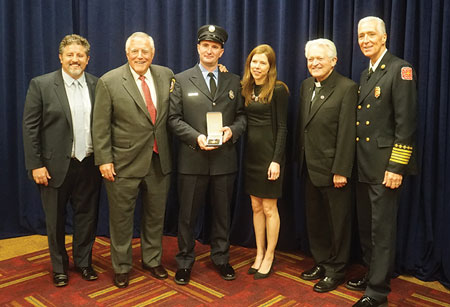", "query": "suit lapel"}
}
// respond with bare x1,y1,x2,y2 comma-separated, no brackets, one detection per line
122,65,152,122
306,72,337,124
85,73,96,111
359,52,391,103
150,65,165,126
189,65,214,101
54,70,73,130
215,72,231,101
